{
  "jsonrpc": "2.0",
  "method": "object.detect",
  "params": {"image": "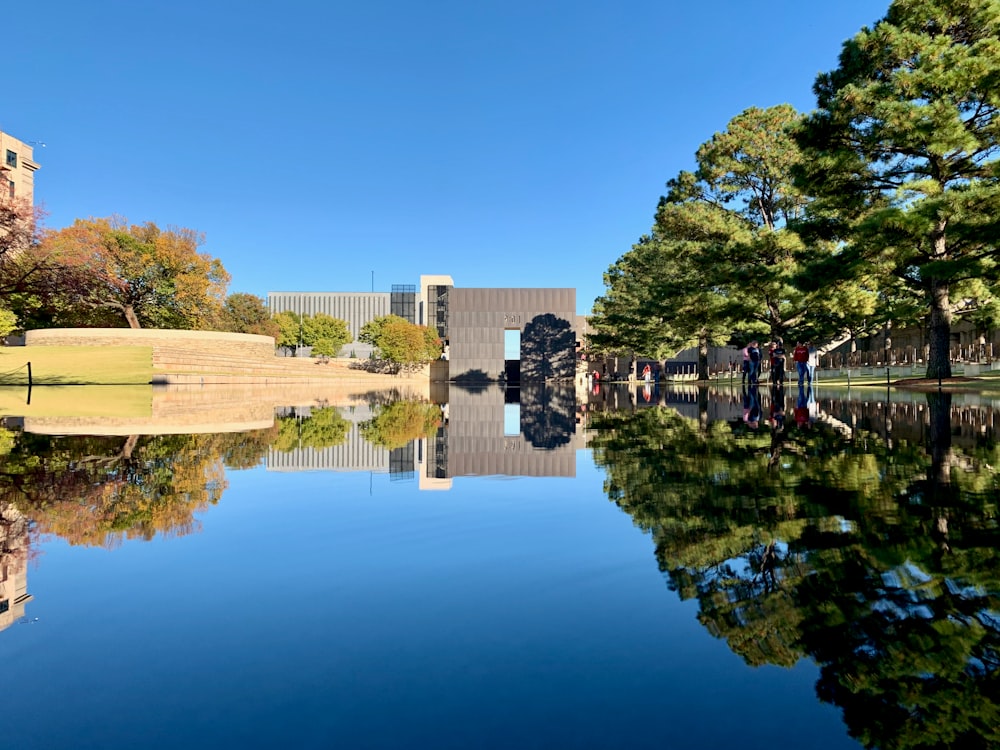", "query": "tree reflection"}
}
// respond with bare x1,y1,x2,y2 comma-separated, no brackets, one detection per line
272,407,350,452
590,395,1000,749
359,400,442,450
520,384,575,449
0,427,278,548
